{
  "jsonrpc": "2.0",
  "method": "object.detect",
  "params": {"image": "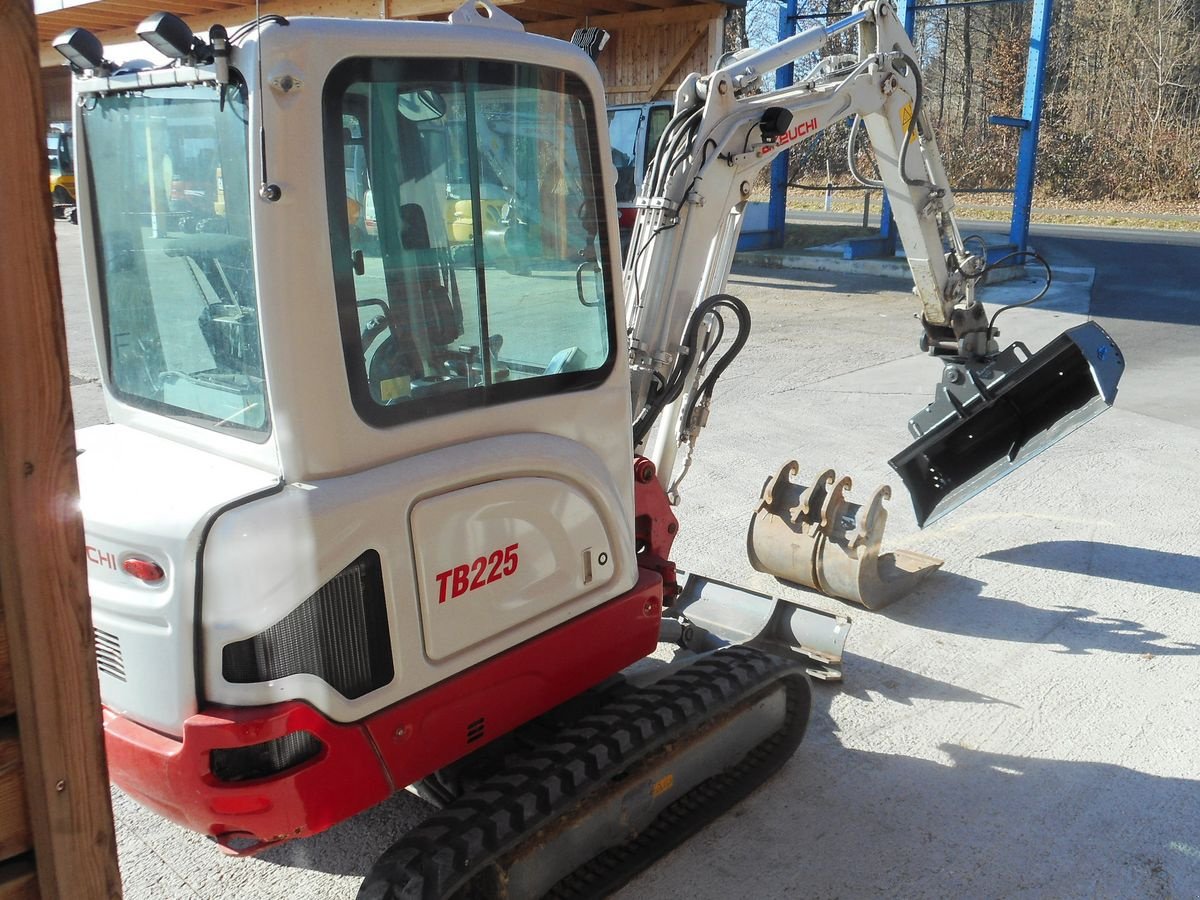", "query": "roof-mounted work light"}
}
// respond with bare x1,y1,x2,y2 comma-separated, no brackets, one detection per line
53,27,114,75
137,12,211,63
